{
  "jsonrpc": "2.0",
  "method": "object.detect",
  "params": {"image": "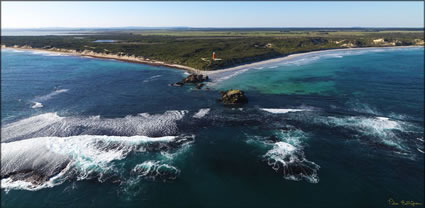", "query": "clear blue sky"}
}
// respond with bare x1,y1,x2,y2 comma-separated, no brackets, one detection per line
2,2,424,28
